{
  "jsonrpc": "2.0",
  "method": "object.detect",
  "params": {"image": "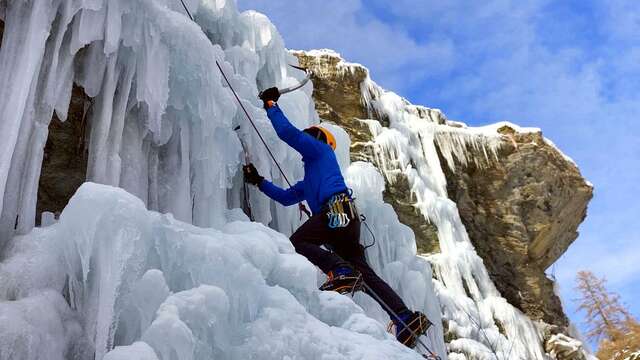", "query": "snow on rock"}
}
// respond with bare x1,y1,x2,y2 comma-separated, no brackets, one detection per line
0,183,428,360
0,1,446,359
290,49,367,77
355,63,550,359
545,333,589,360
